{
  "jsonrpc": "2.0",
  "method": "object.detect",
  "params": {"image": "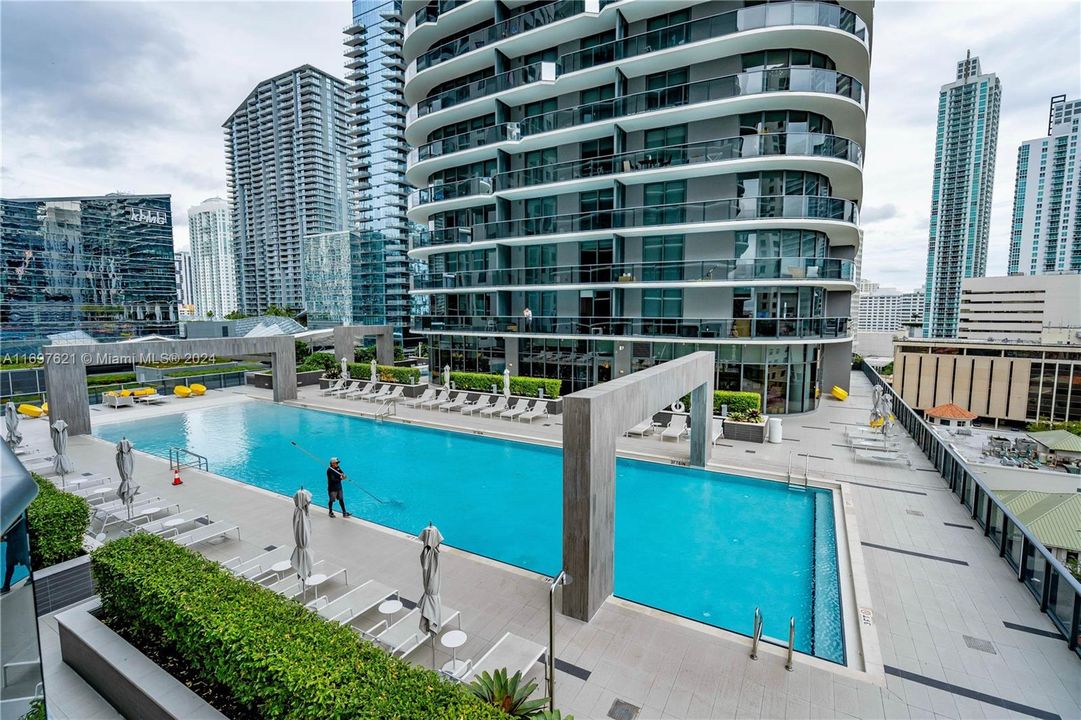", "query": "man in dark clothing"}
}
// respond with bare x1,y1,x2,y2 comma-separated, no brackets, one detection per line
326,457,351,518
